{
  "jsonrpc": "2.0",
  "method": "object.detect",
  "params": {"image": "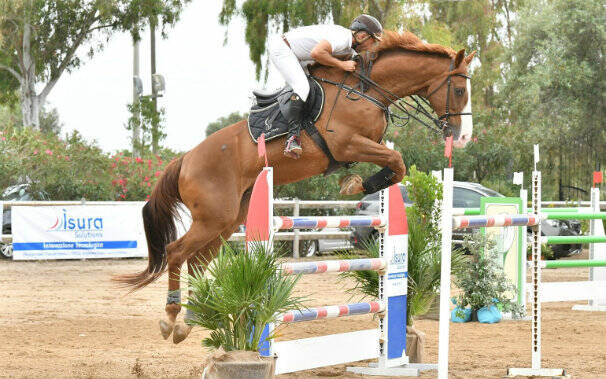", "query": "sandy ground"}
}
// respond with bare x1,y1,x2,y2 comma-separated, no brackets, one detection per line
1,251,605,379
